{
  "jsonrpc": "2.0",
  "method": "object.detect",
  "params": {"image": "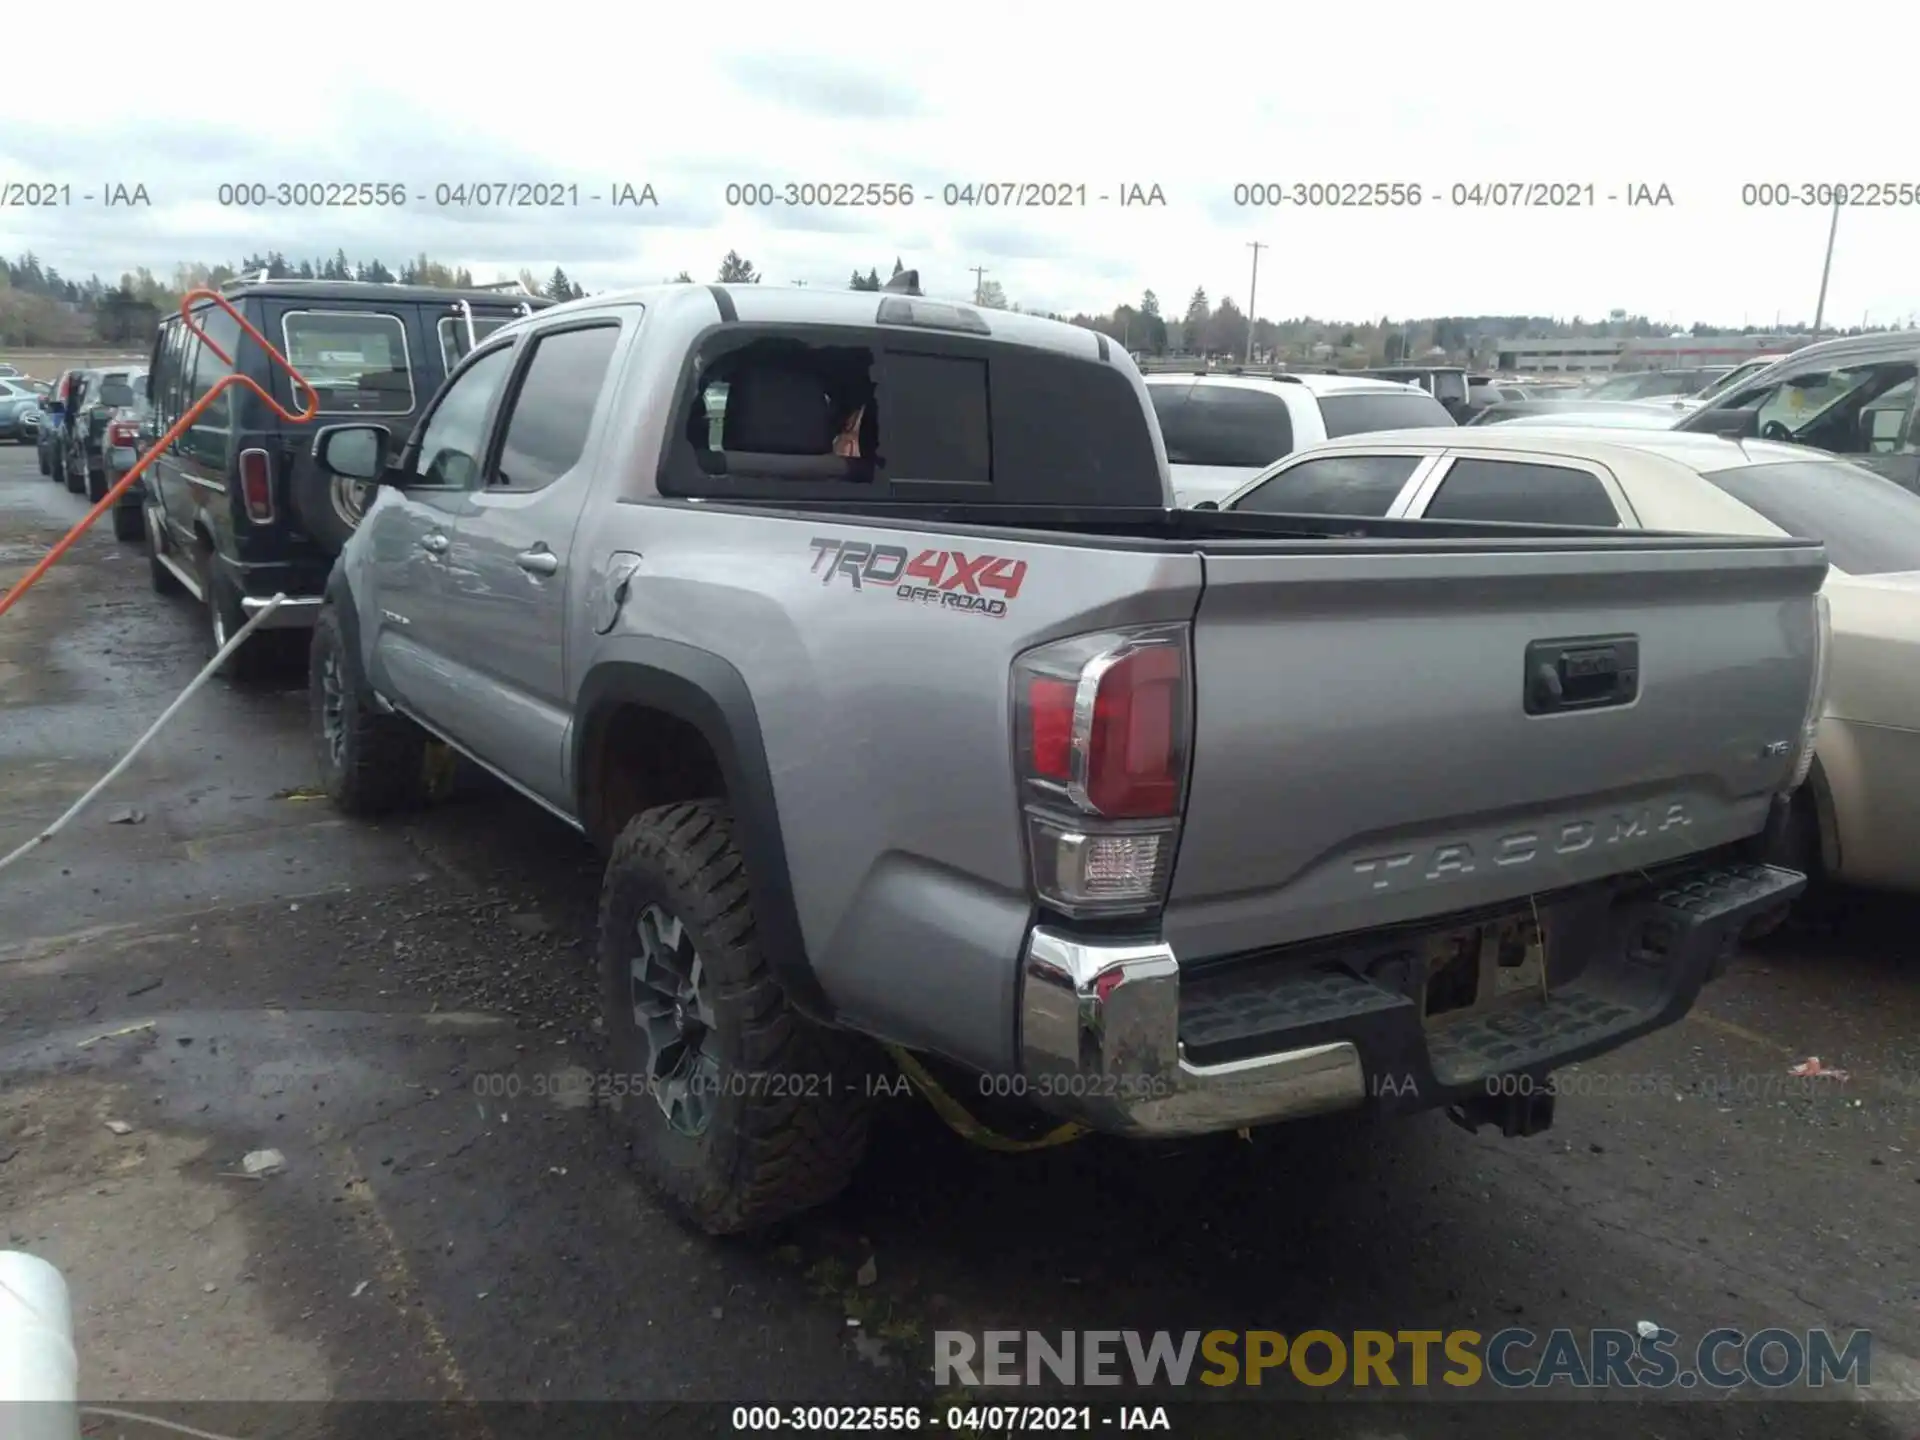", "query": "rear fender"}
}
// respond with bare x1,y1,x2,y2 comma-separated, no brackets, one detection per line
573,640,831,1021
